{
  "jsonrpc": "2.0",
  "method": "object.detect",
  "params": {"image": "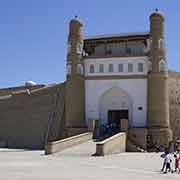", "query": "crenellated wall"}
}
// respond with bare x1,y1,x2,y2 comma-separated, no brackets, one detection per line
0,83,65,149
